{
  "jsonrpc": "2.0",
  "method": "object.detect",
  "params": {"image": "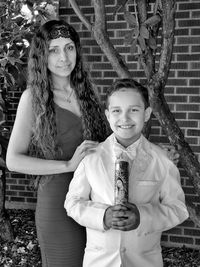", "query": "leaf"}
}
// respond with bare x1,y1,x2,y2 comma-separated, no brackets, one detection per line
138,35,146,52
130,38,138,55
4,72,15,87
0,156,5,166
133,26,140,38
19,258,27,265
140,25,149,39
148,36,157,50
3,245,8,251
145,14,161,27
44,3,57,19
7,56,24,66
113,0,128,16
17,246,26,254
0,58,7,67
124,11,137,27
11,244,17,252
154,0,162,14
15,16,25,26
124,30,135,46
27,241,35,251
7,50,15,57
